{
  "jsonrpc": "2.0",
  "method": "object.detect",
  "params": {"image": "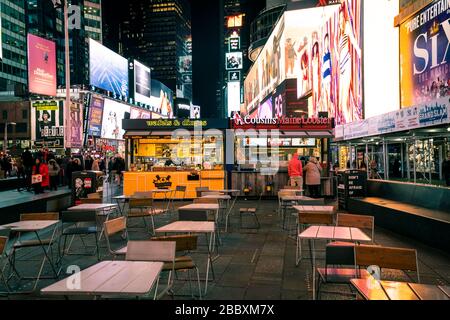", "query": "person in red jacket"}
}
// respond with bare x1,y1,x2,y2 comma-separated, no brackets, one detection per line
288,152,303,188
32,158,49,194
